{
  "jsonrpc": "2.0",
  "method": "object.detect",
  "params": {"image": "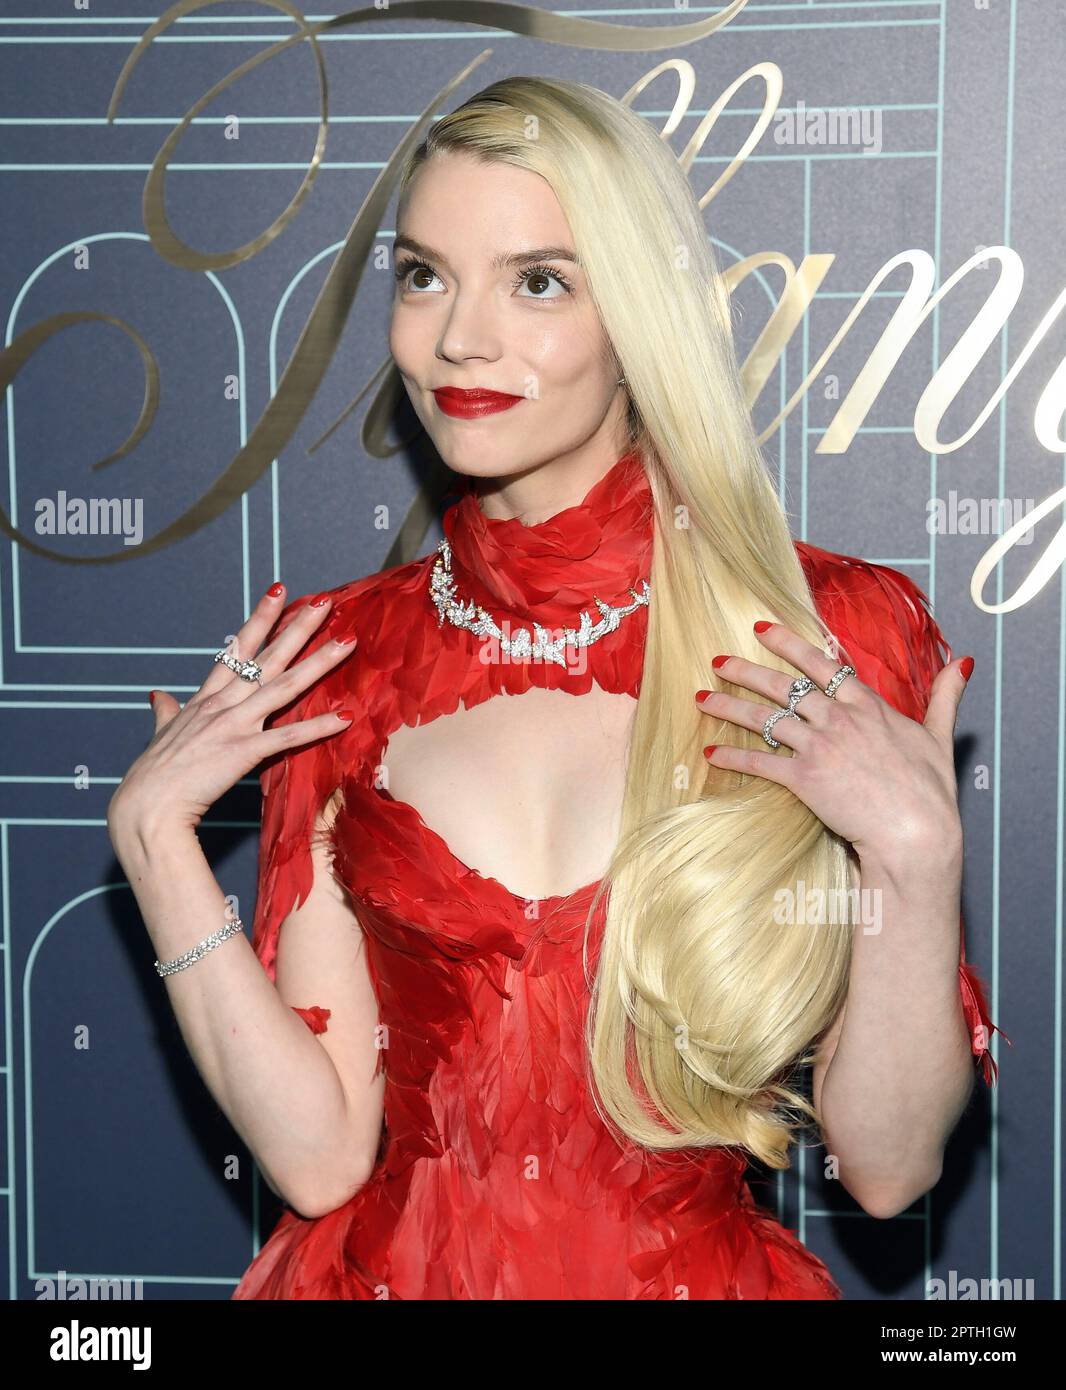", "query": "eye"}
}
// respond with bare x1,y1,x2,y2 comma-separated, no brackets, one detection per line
393,256,575,299
513,263,574,300
394,257,443,293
